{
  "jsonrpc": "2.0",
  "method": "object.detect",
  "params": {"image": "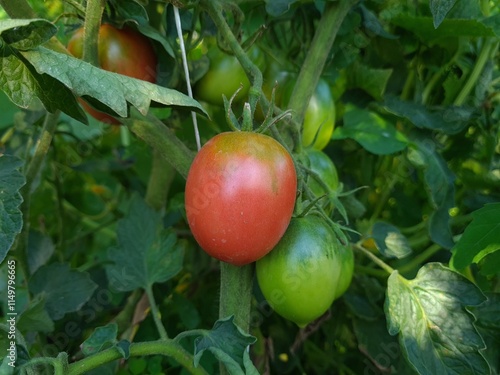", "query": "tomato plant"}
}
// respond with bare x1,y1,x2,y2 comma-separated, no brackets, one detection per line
256,214,347,327
1,0,500,374
184,131,297,266
67,23,157,124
